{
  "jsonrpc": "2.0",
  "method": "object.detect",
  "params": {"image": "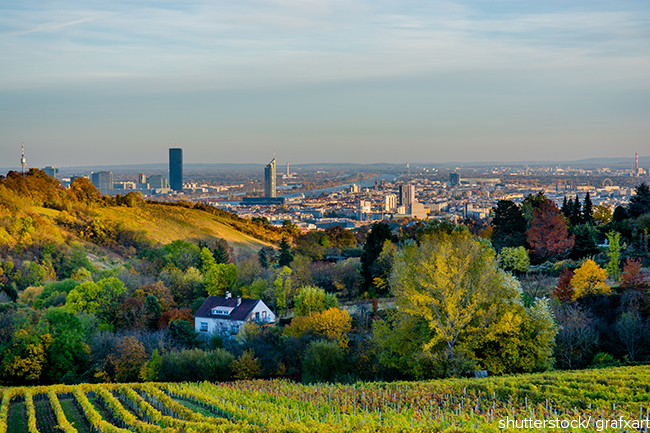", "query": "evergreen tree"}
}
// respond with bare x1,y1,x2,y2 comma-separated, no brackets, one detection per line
583,192,593,225
612,206,628,222
628,182,650,218
278,237,294,267
212,238,231,264
561,197,569,217
491,200,527,250
258,248,269,269
361,222,394,289
572,195,582,226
